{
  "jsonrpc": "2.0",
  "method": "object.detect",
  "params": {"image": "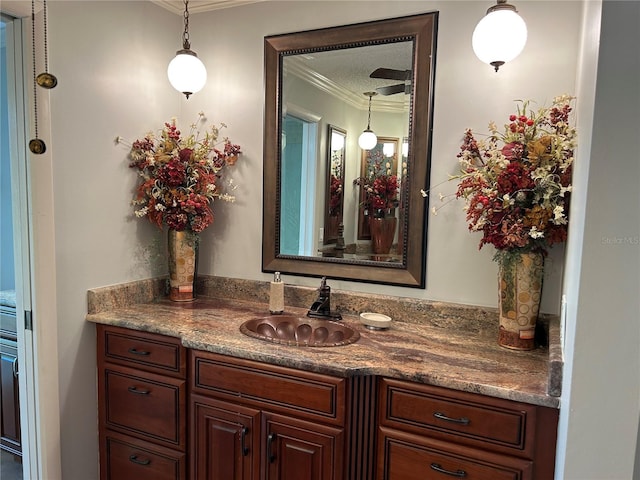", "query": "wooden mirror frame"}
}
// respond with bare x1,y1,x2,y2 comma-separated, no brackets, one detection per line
262,13,437,288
